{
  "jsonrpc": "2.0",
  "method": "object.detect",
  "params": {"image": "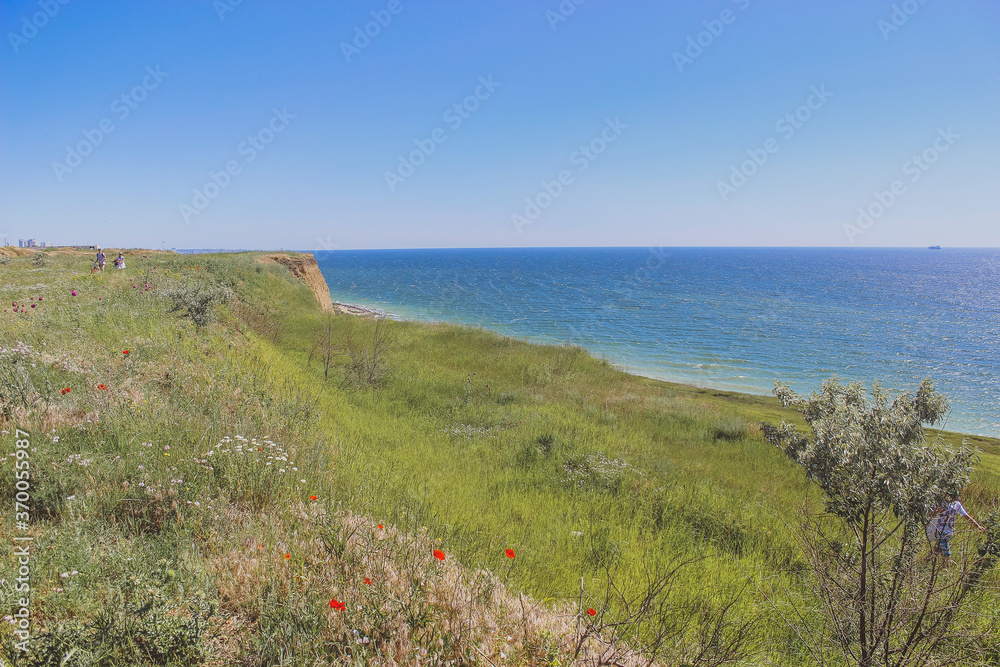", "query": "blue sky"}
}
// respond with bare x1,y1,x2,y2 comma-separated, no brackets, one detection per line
1,0,998,250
